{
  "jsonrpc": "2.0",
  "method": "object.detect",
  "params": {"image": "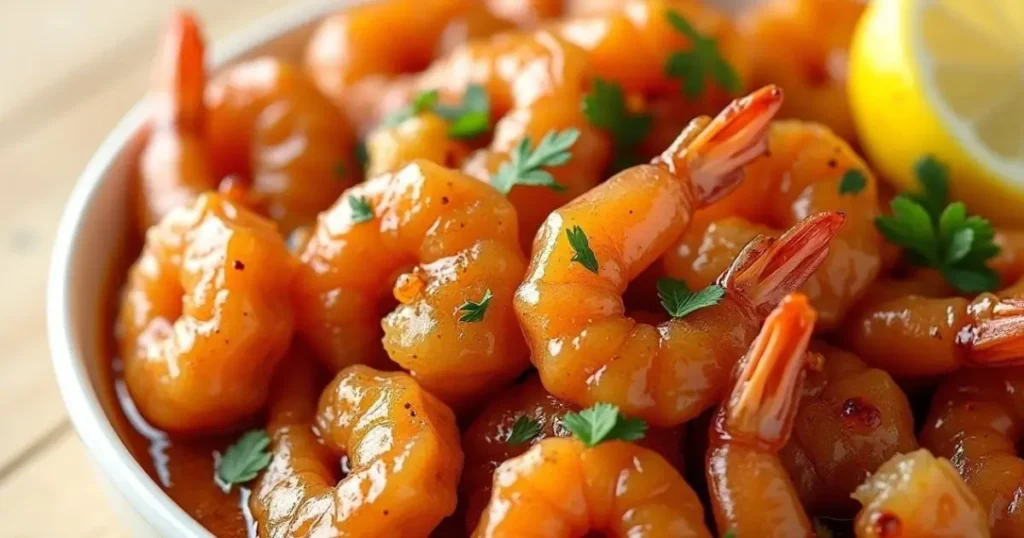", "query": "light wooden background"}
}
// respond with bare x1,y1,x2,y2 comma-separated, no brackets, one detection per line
0,2,314,536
